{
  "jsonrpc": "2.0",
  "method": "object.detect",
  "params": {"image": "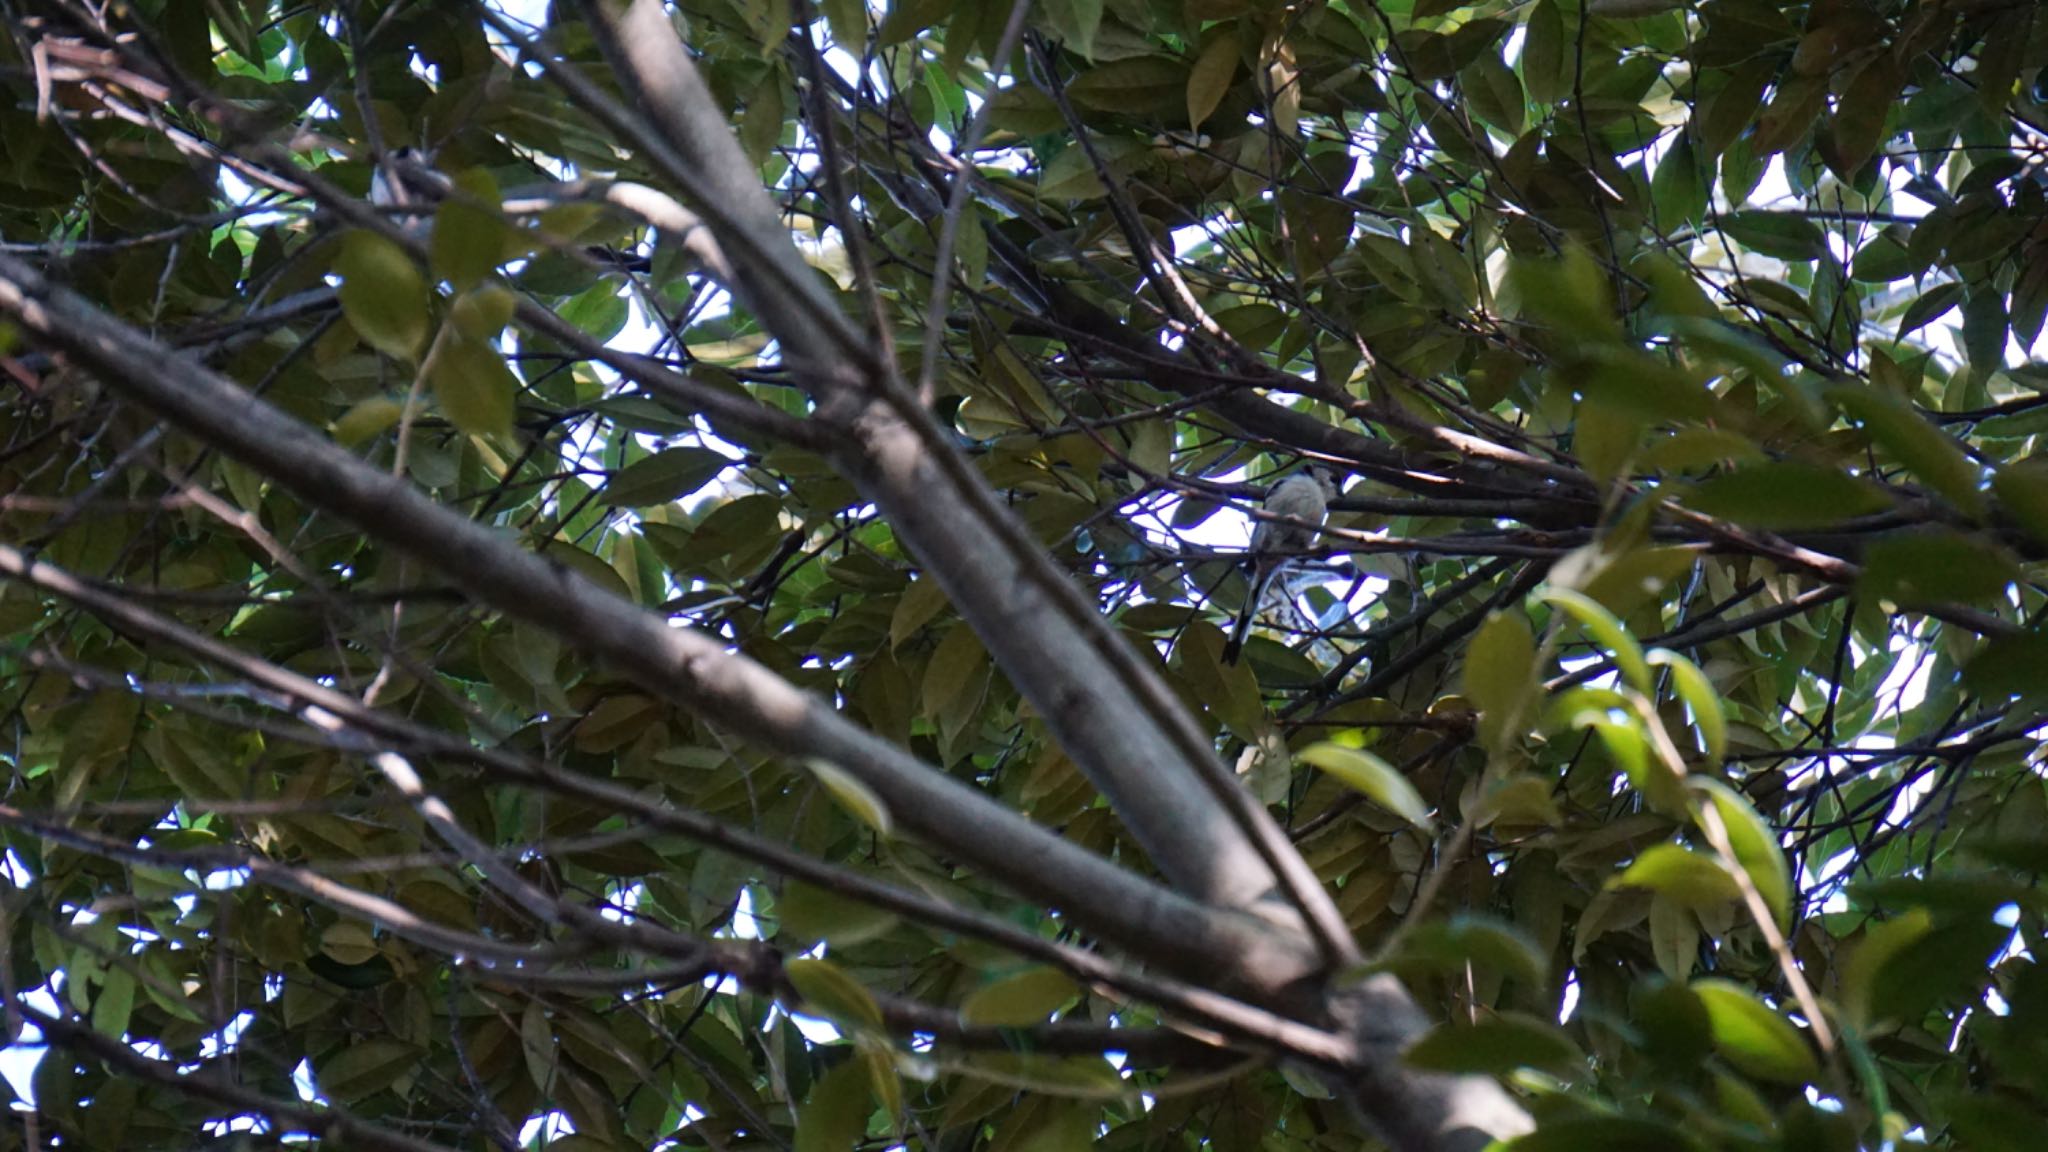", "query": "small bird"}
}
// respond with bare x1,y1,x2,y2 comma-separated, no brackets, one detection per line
1223,466,1338,663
